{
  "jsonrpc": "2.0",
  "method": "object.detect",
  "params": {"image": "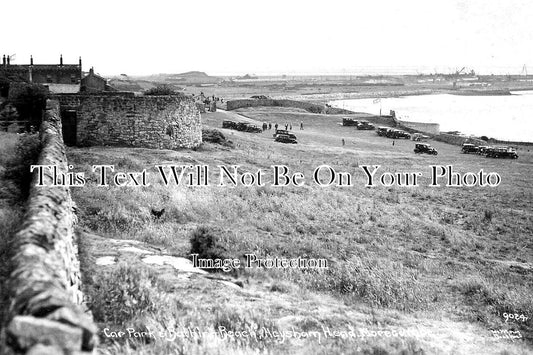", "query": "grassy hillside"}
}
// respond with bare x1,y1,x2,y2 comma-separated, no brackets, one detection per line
68,108,532,354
